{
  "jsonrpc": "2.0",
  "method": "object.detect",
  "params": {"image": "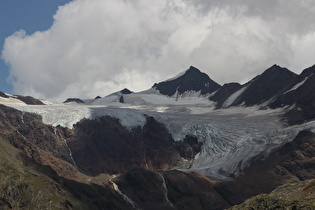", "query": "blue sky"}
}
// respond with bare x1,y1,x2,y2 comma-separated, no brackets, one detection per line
1,0,315,100
0,0,72,93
